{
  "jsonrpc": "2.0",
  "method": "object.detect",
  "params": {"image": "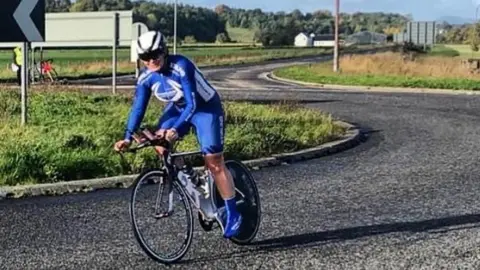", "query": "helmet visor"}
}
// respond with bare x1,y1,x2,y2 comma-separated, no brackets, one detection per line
138,48,164,61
